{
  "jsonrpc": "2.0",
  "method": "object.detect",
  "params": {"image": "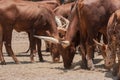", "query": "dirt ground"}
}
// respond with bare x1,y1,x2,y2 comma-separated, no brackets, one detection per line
0,30,117,80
